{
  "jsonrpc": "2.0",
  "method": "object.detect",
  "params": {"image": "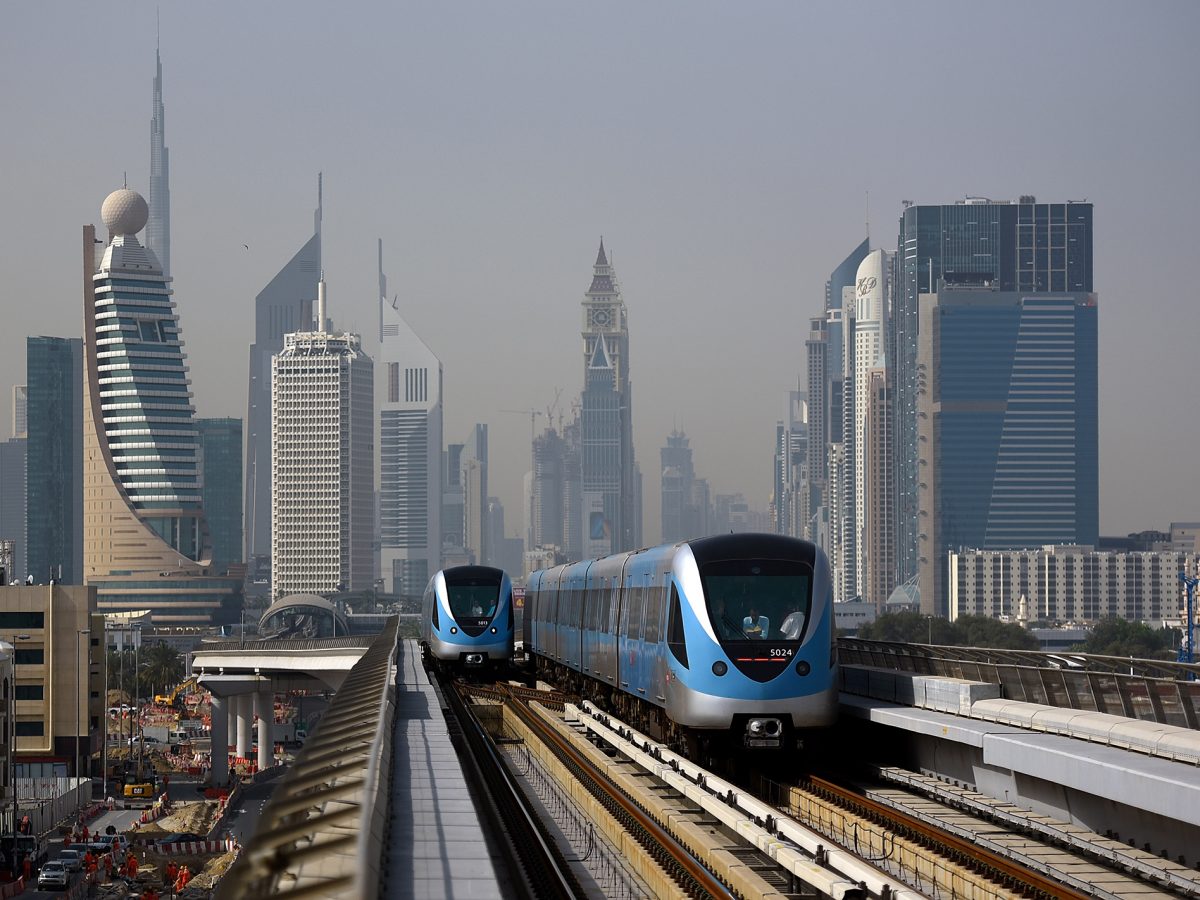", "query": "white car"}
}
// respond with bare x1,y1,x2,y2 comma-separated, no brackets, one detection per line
38,861,69,889
58,849,83,872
